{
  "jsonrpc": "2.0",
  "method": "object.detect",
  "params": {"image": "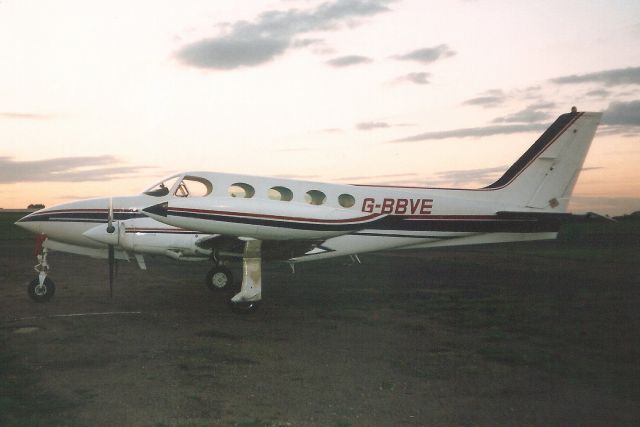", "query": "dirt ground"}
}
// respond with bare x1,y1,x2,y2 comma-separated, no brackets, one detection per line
1,231,640,426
